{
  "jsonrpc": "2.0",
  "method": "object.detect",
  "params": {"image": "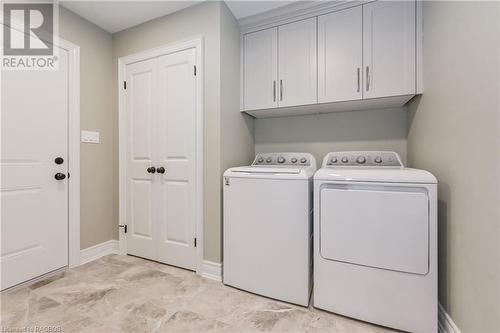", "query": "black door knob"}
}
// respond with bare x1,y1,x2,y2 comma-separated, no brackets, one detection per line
54,173,66,180
147,167,156,174
157,167,165,174
55,157,64,165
